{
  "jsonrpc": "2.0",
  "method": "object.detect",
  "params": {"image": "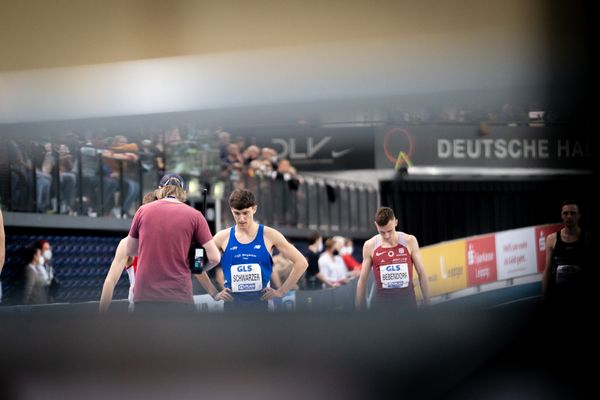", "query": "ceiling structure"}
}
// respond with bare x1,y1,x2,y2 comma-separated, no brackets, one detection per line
0,0,592,128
